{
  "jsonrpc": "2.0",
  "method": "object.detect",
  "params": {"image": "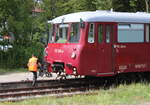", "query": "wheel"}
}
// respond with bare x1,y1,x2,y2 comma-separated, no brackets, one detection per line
46,72,52,77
